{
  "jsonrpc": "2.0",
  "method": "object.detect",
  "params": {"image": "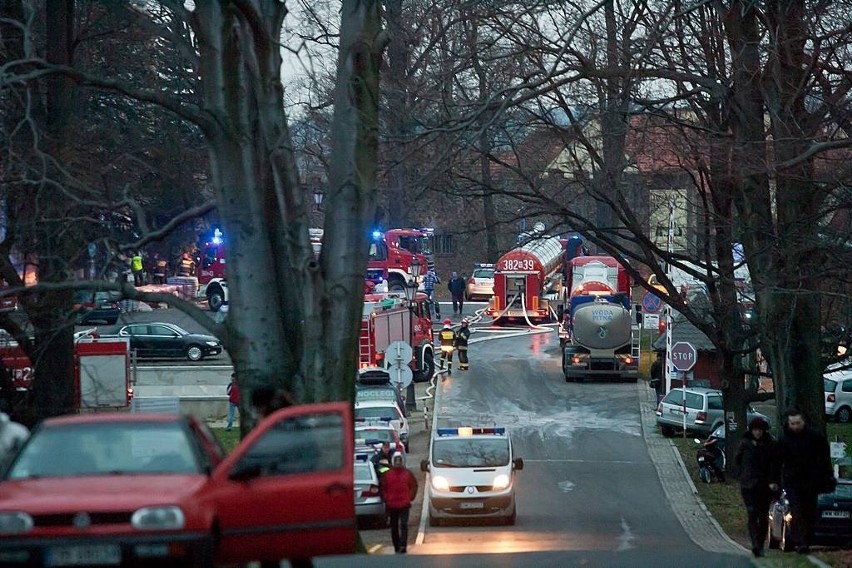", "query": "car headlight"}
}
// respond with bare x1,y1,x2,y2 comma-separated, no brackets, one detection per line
492,474,510,490
431,476,450,492
205,341,219,347
0,512,33,535
131,506,185,530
